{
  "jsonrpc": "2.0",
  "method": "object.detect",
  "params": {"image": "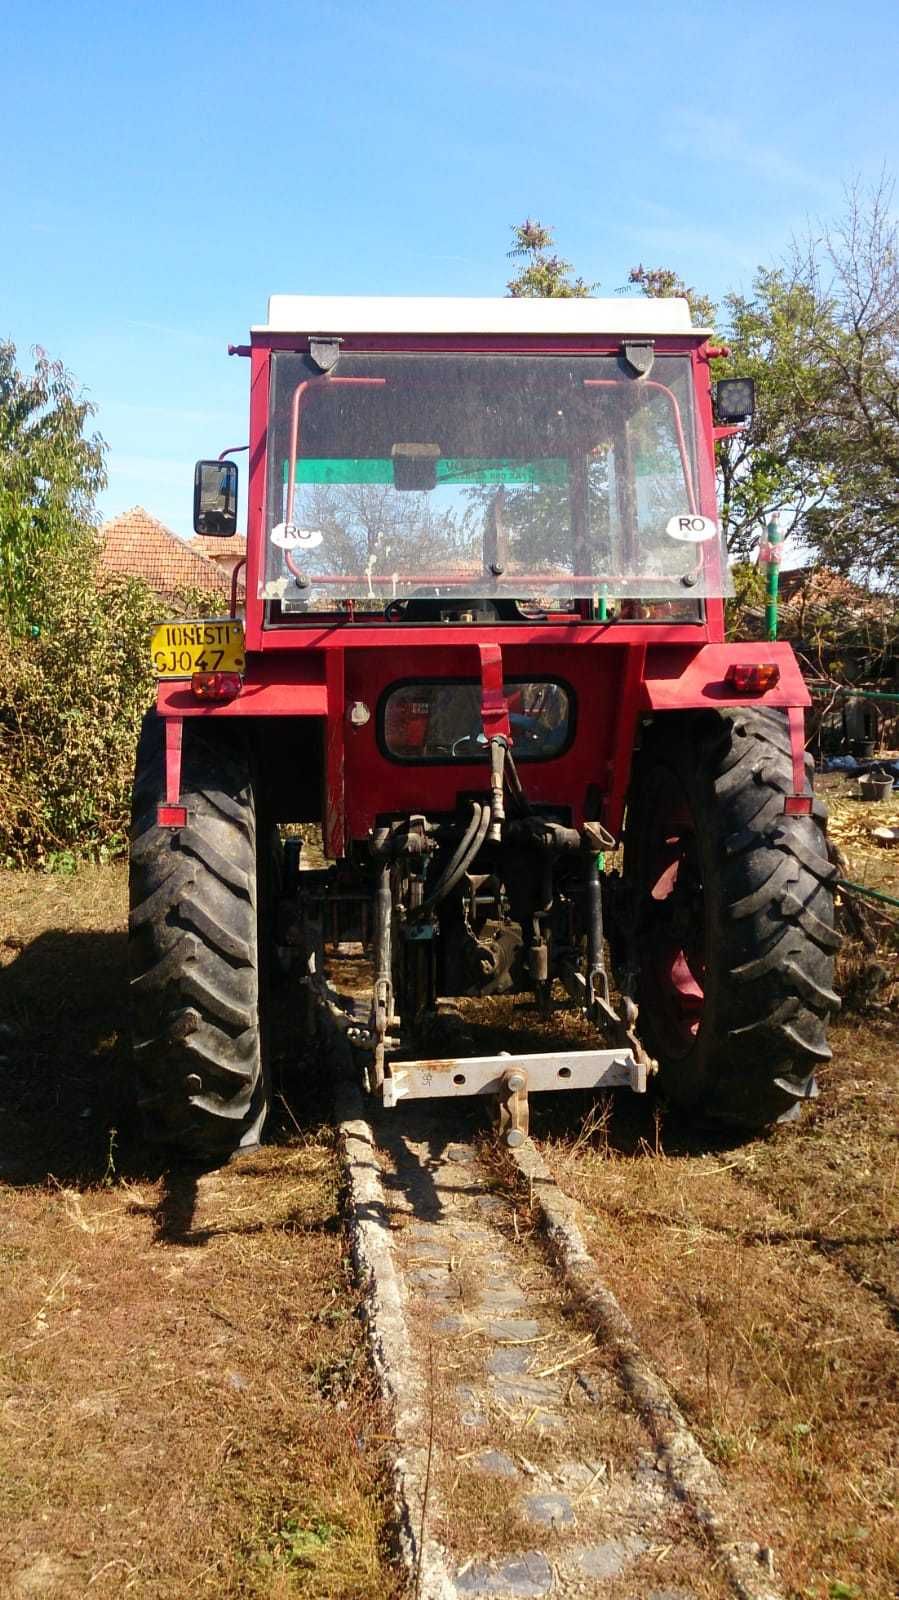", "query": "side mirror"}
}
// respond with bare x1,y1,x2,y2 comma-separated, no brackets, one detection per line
193,460,239,535
714,378,755,425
